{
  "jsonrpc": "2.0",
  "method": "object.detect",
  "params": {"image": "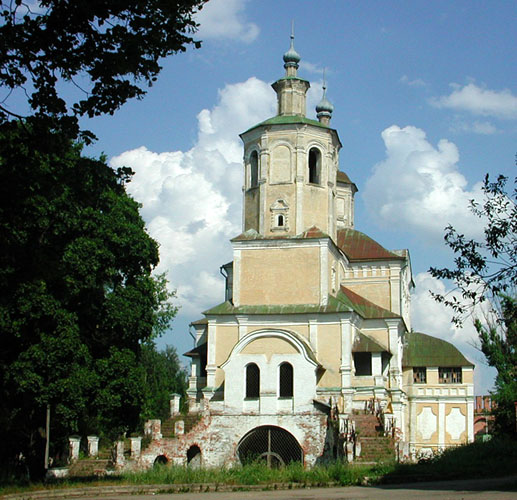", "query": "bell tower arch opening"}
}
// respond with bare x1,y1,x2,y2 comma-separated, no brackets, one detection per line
308,147,321,185
249,150,259,188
